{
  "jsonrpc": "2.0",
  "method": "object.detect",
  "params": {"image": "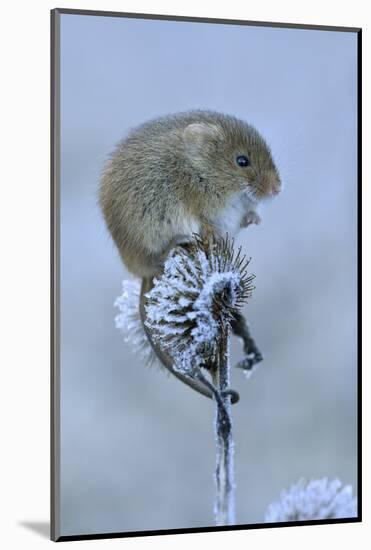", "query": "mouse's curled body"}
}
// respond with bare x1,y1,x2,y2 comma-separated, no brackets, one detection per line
100,110,281,278
99,110,281,402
